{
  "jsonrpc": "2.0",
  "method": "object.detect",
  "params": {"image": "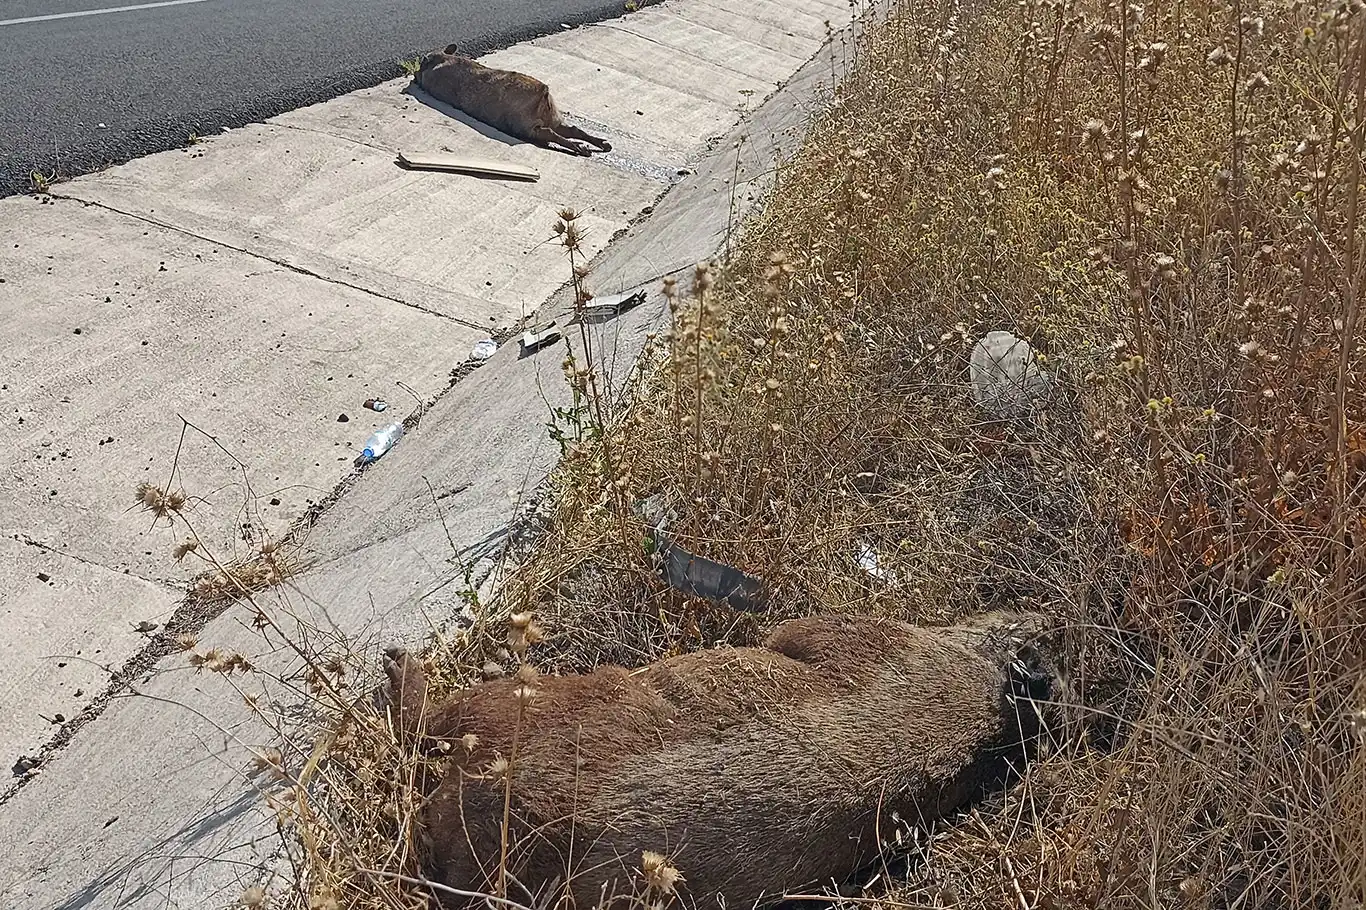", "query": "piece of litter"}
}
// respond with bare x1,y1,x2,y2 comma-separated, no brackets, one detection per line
573,288,647,323
355,423,405,467
364,398,388,412
634,493,678,534
968,330,1054,418
651,531,765,612
396,151,539,182
470,338,498,360
521,321,563,353
856,542,893,582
